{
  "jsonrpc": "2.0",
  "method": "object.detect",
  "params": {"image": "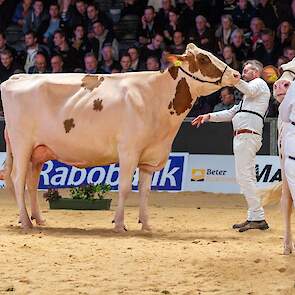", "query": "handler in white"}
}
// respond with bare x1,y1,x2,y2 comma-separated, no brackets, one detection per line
279,81,295,205
192,60,270,232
